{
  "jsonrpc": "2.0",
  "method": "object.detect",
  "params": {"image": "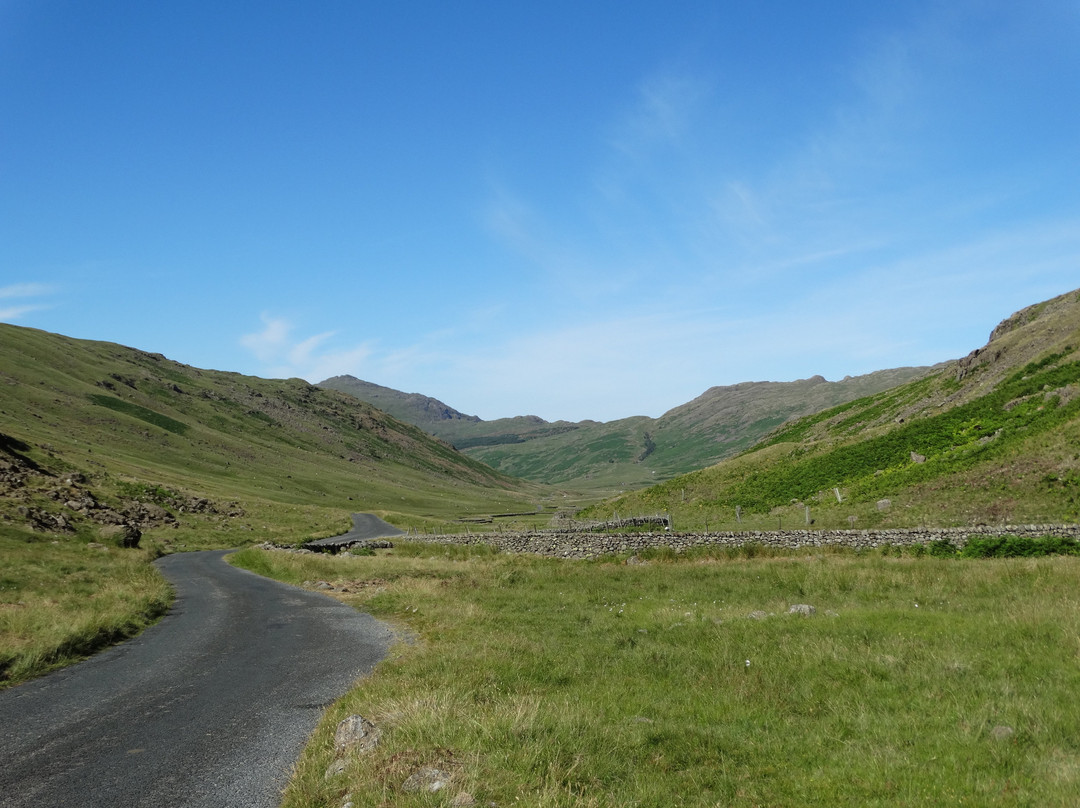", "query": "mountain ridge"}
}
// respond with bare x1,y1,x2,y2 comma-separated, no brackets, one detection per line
320,366,933,488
